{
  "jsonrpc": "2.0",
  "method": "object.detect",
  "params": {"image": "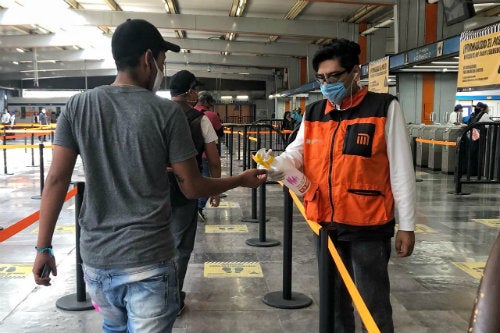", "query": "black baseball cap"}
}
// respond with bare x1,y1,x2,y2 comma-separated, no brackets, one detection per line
112,19,180,61
454,104,462,111
169,70,203,96
476,102,488,109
